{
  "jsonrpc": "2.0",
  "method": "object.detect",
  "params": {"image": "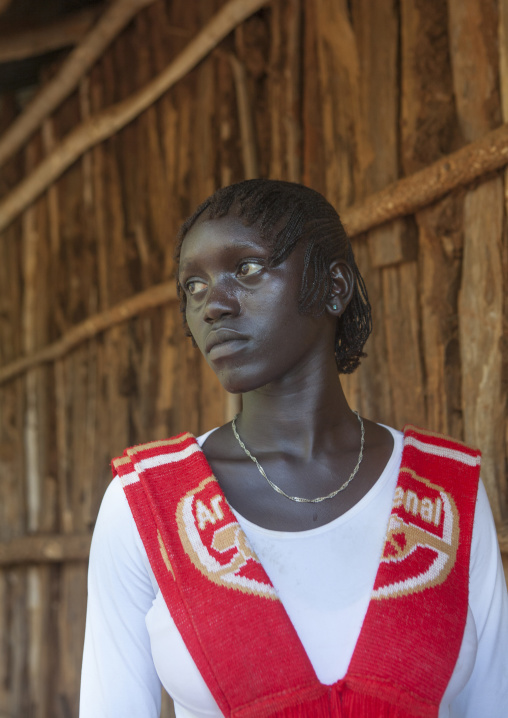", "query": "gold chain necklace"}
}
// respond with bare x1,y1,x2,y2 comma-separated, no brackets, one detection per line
231,411,365,504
